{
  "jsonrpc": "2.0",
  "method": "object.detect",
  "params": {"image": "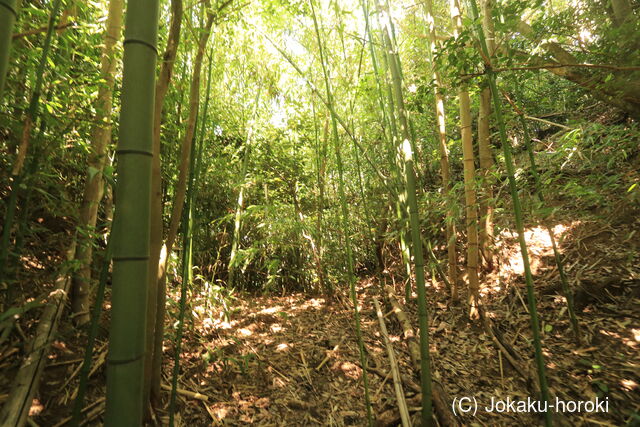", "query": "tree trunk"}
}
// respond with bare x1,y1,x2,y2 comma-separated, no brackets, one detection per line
71,0,124,326
104,0,159,423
